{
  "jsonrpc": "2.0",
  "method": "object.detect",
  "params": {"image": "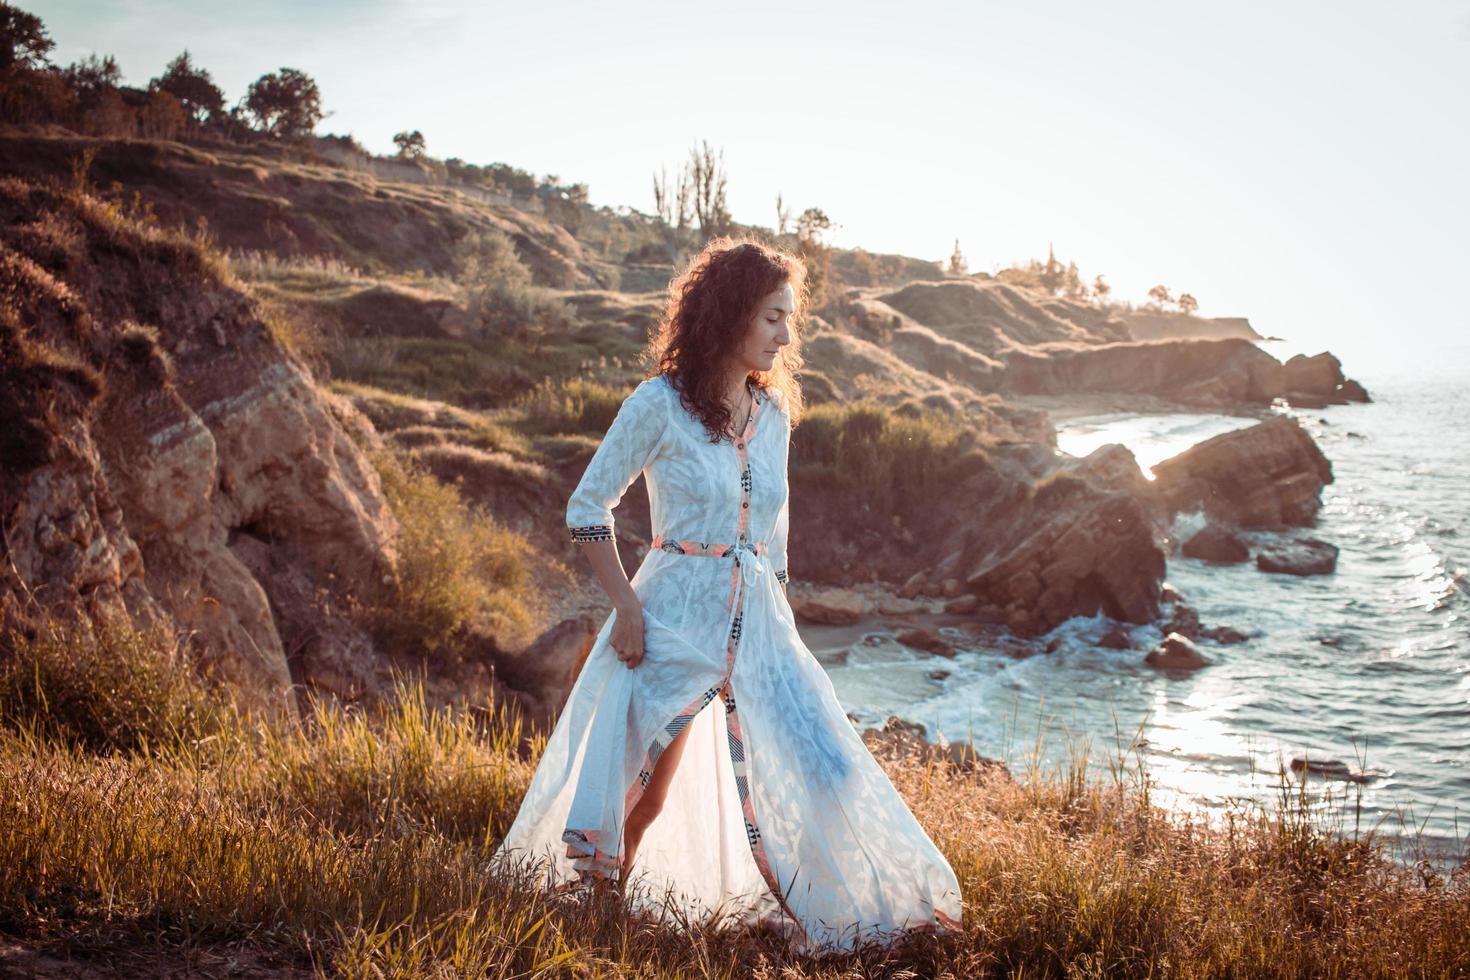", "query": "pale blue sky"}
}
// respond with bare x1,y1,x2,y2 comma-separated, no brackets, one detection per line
33,0,1470,372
